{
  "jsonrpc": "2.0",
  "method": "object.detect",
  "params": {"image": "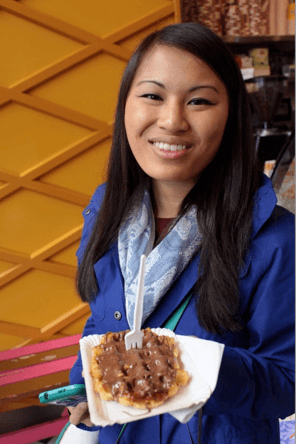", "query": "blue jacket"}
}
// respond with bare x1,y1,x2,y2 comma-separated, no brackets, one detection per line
70,173,295,444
